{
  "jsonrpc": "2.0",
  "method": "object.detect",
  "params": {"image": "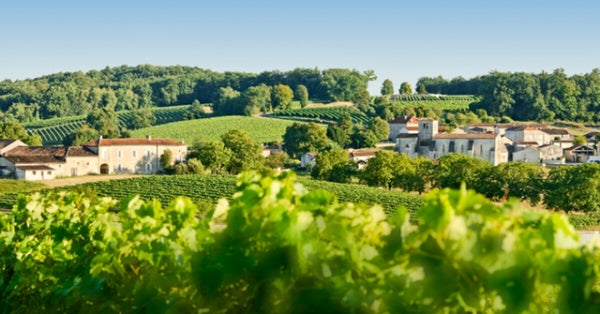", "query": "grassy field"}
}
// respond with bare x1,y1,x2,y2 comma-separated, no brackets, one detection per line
131,116,296,144
0,179,46,195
